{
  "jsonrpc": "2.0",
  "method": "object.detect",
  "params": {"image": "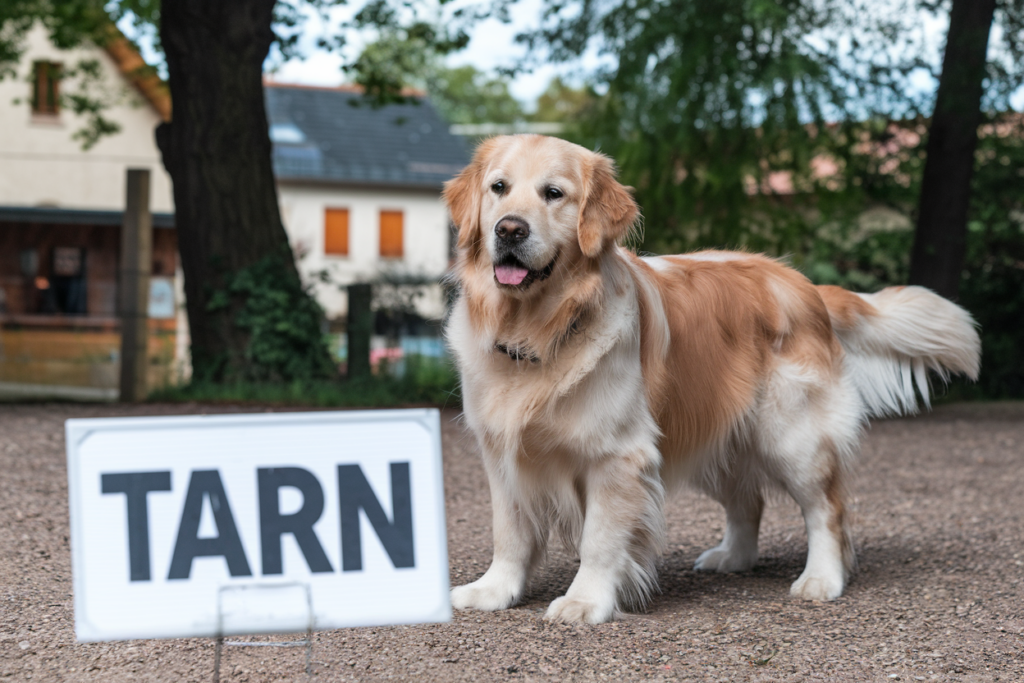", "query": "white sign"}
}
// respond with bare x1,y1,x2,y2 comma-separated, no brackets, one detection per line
66,409,450,642
147,277,175,319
